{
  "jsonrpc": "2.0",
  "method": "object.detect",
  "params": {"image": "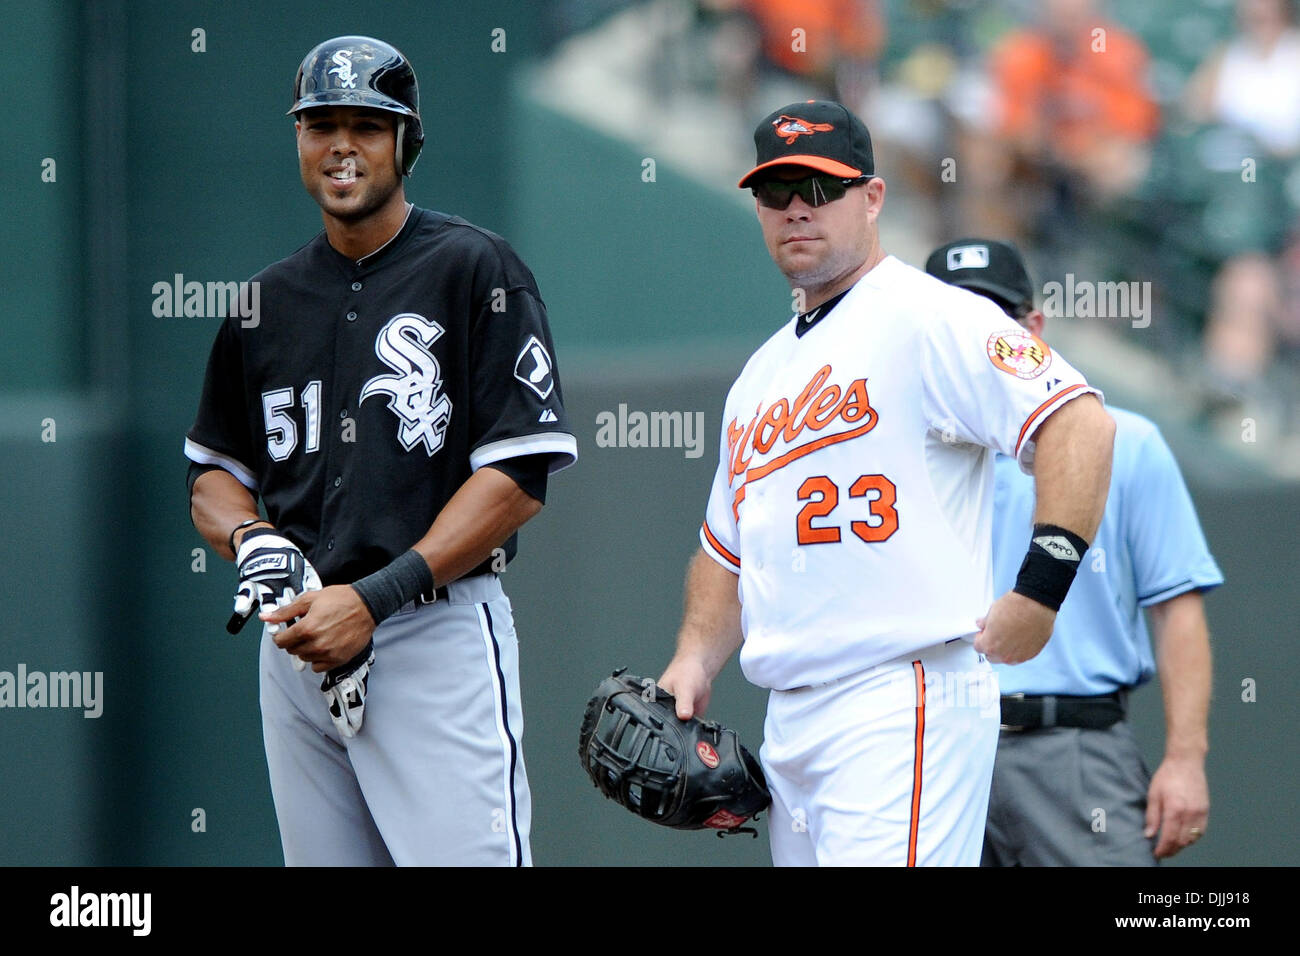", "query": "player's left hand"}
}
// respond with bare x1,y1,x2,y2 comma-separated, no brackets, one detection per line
1144,754,1209,858
262,585,377,673
320,639,376,739
974,591,1056,664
